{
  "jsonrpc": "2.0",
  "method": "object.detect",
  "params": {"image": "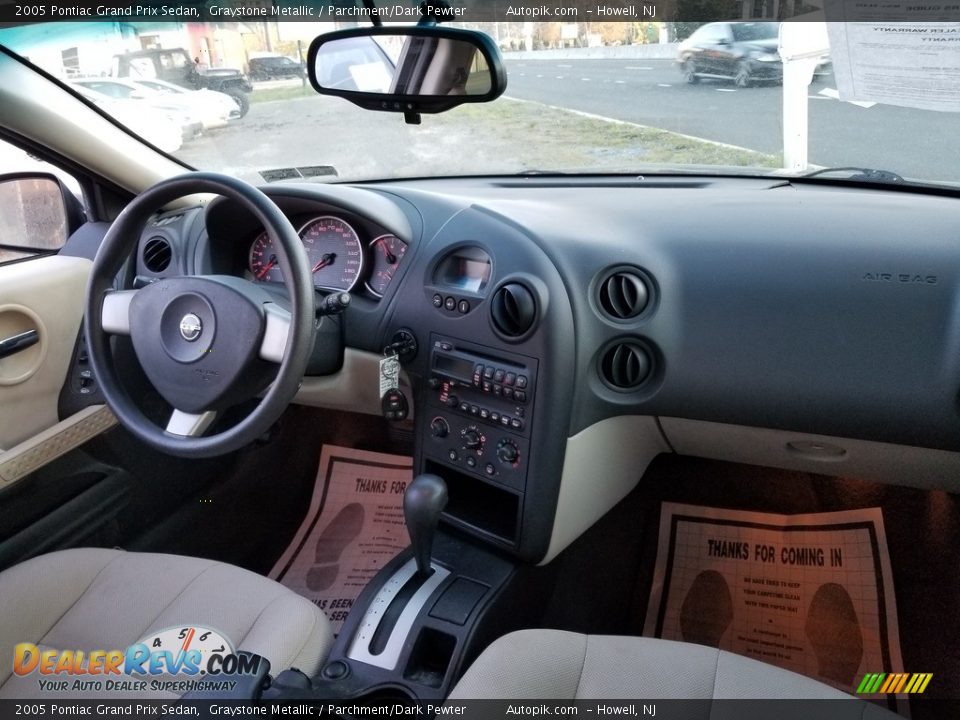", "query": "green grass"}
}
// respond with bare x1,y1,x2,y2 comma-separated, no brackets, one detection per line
250,85,314,104
436,98,781,170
